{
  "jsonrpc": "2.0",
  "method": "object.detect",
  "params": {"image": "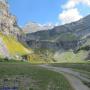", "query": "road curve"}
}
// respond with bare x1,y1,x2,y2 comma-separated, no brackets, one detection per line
39,65,90,90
